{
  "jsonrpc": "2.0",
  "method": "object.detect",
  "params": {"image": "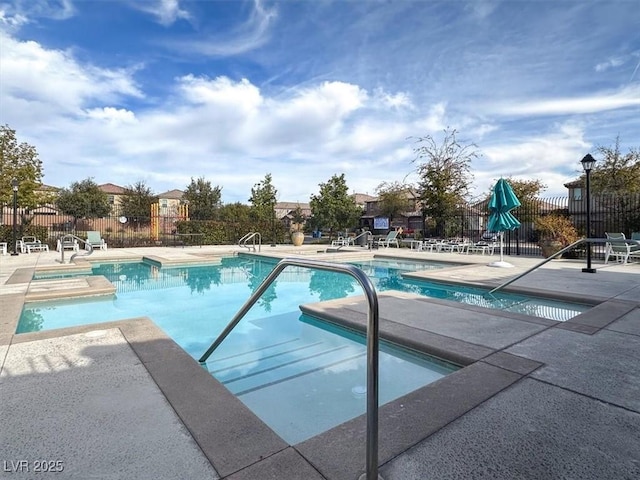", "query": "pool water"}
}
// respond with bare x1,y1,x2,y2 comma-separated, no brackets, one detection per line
19,256,588,443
